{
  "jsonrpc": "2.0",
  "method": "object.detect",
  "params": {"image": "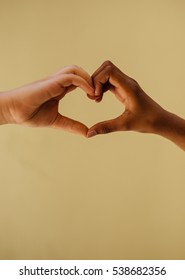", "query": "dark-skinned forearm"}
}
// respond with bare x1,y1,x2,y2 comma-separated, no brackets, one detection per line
153,110,185,151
